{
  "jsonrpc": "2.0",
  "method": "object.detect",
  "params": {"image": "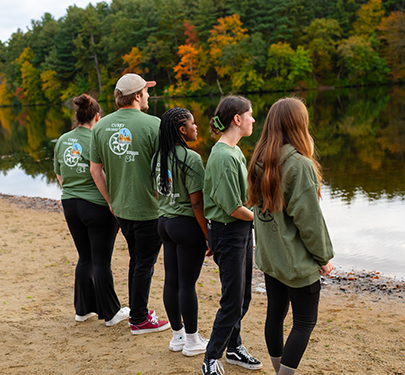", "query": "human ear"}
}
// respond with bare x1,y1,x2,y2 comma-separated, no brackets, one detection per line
233,114,241,126
179,125,186,135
